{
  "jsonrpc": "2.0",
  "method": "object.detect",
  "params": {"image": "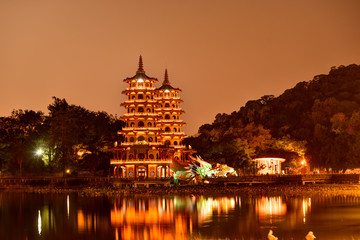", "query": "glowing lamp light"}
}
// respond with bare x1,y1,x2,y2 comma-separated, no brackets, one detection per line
164,89,170,93
35,149,43,155
137,78,144,83
301,159,307,166
66,169,71,174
